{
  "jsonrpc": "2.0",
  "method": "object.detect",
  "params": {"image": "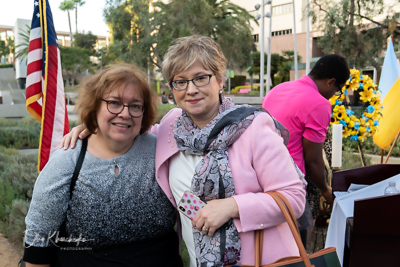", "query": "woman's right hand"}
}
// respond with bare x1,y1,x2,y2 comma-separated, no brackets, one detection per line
60,124,90,150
